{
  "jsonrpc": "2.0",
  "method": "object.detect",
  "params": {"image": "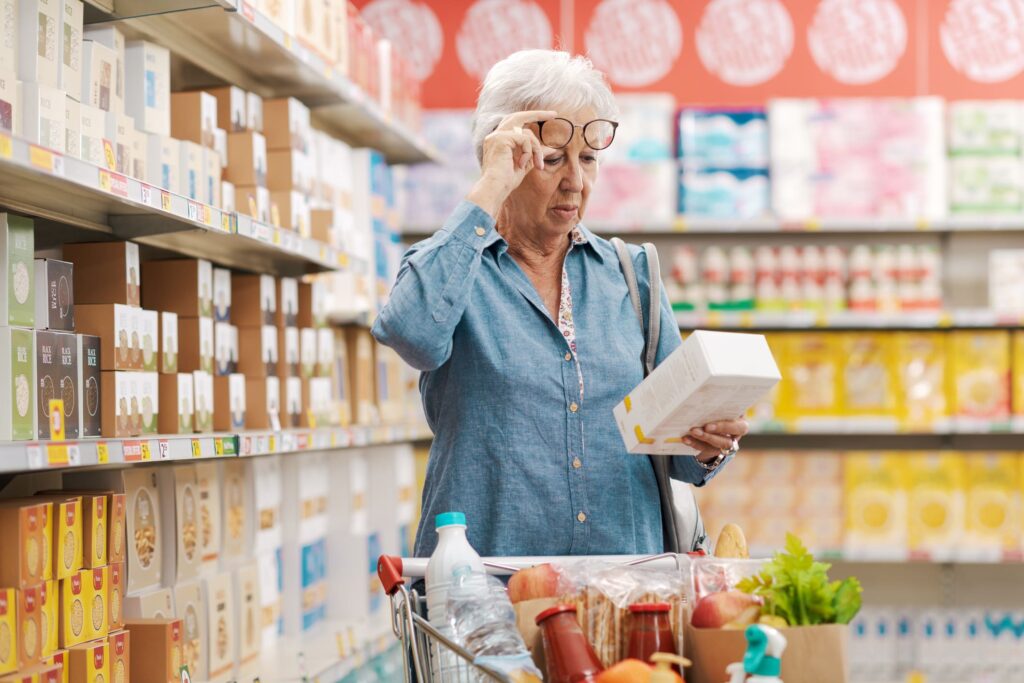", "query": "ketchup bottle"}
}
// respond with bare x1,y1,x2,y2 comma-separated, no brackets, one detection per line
626,603,677,663
536,604,604,683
